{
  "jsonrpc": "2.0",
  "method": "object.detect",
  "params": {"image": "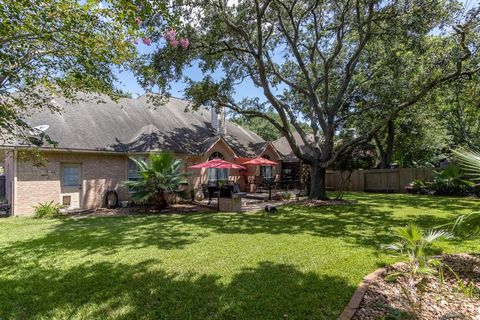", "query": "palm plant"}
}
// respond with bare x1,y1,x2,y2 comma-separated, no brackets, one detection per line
123,152,189,210
451,149,480,236
384,223,451,317
386,223,451,275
